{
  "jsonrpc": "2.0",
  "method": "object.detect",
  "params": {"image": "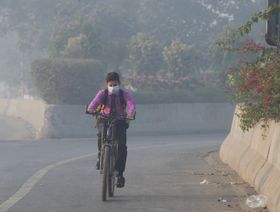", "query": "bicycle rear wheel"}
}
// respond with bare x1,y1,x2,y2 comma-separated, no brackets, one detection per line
102,146,110,201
